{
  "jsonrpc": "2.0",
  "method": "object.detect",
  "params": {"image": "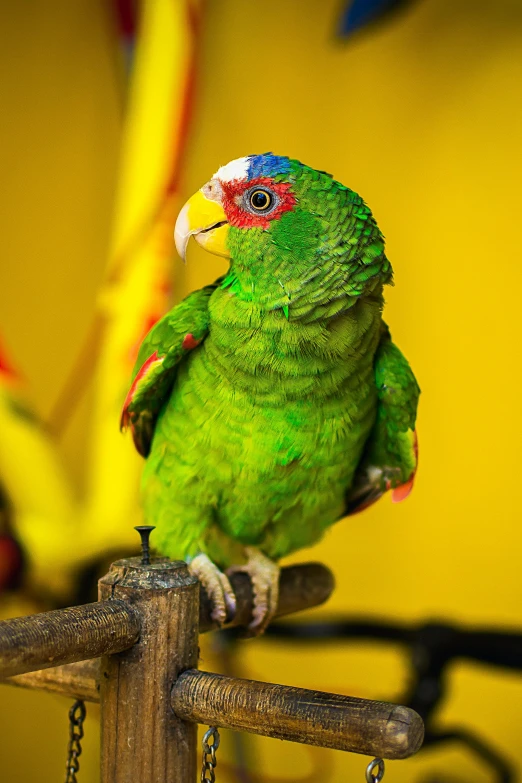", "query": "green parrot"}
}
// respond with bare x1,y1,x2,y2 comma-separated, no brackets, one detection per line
122,154,419,632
